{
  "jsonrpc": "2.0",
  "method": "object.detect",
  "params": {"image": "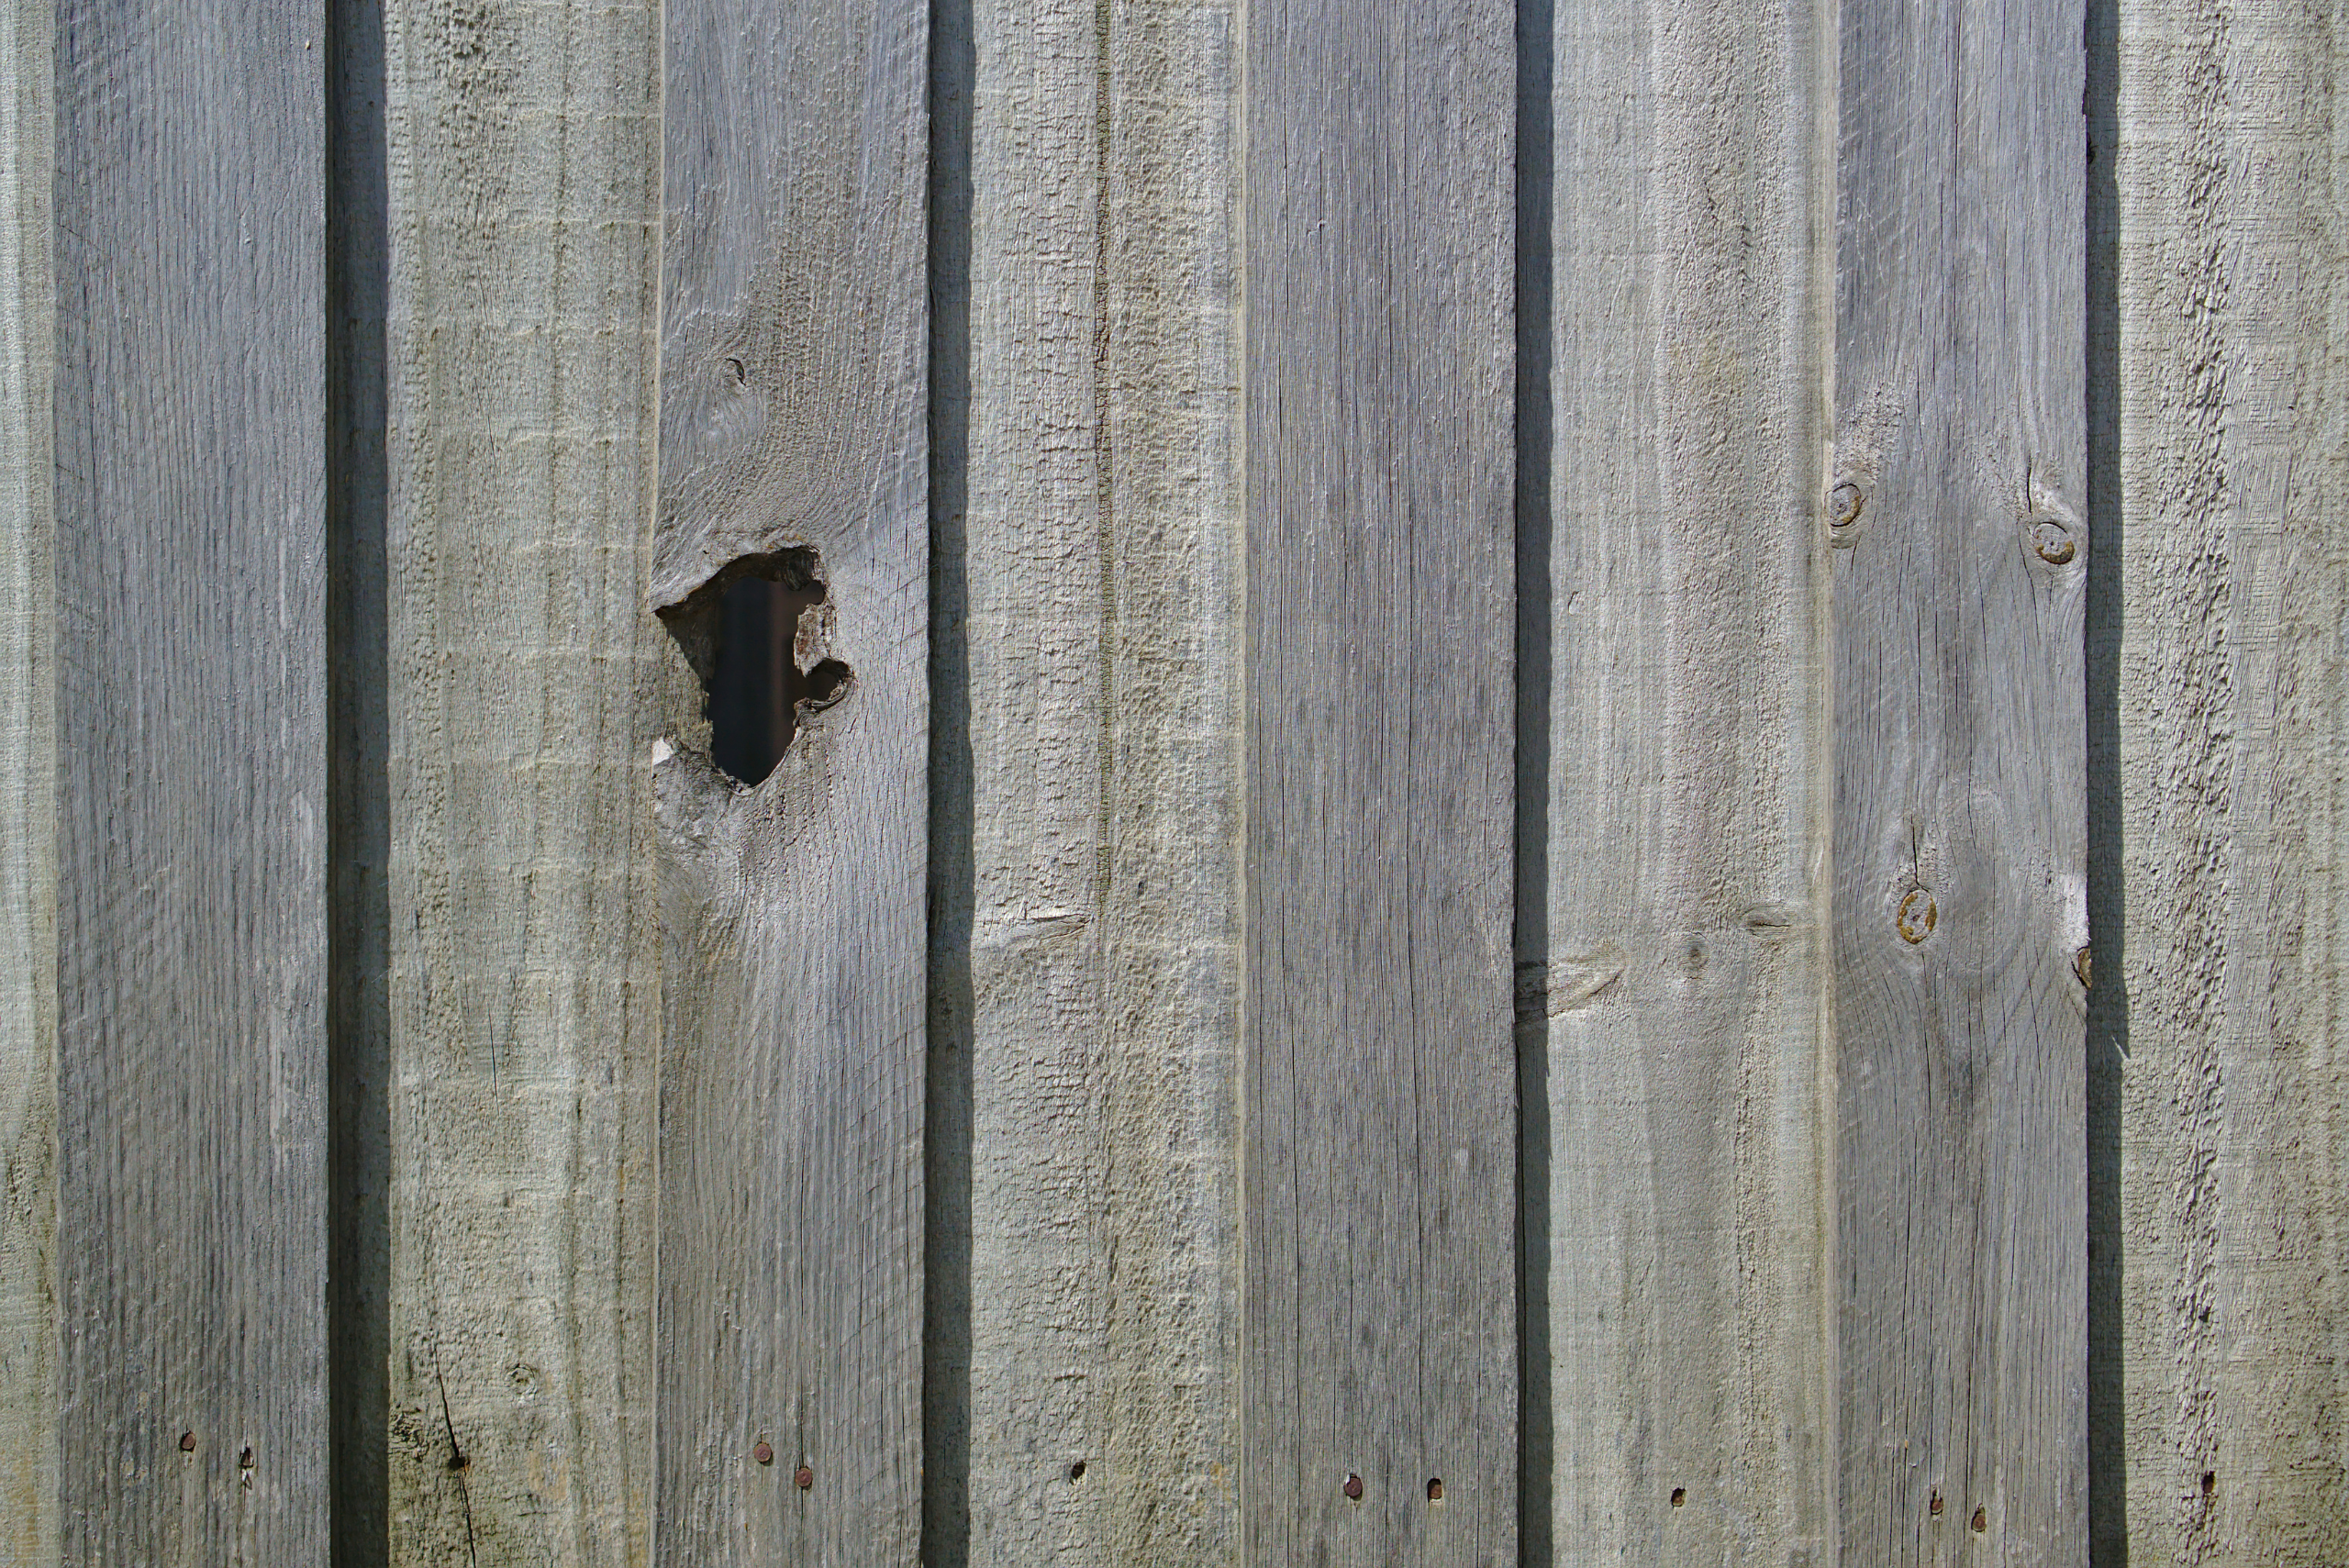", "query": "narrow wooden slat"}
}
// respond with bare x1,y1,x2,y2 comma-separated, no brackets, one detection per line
1832,0,2089,1560
51,0,328,1557
951,0,1242,1559
1537,0,1837,1555
1241,1,1517,1561
0,0,51,1554
652,0,928,1558
377,1,661,1560
2111,3,2349,1560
